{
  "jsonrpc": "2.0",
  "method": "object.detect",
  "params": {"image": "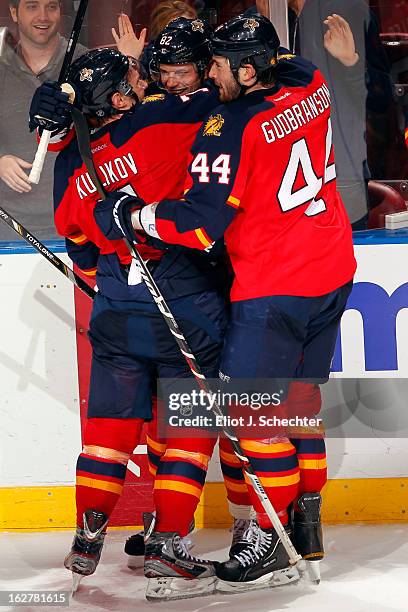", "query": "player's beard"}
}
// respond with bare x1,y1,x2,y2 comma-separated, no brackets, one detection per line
218,74,241,102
